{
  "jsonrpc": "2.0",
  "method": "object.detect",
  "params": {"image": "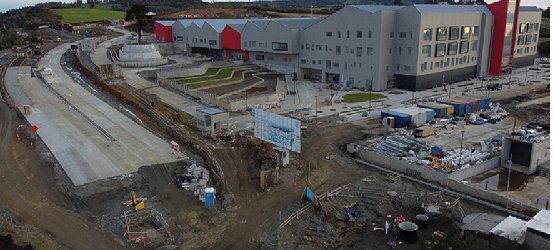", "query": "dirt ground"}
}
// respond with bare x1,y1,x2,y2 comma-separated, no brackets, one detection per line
155,7,286,19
